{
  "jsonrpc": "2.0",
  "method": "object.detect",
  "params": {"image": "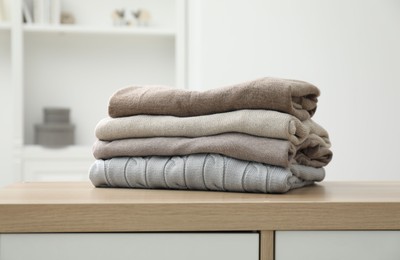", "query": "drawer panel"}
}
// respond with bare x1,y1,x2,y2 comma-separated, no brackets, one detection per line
0,232,259,260
276,231,400,260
